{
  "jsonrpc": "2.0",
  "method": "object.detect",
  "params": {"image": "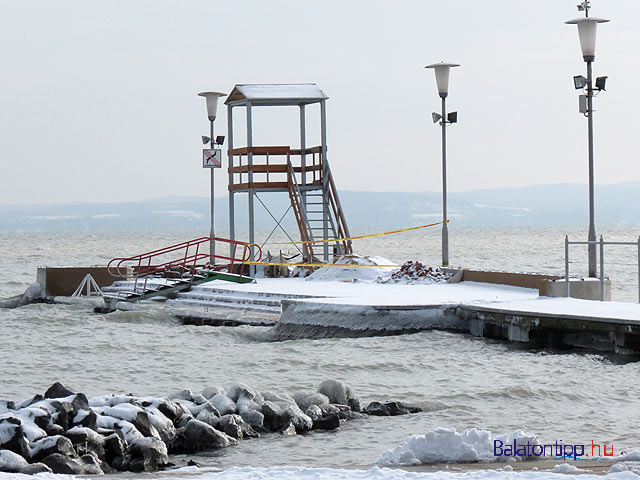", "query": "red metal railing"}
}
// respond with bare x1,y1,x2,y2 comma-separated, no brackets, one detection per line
107,237,262,292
